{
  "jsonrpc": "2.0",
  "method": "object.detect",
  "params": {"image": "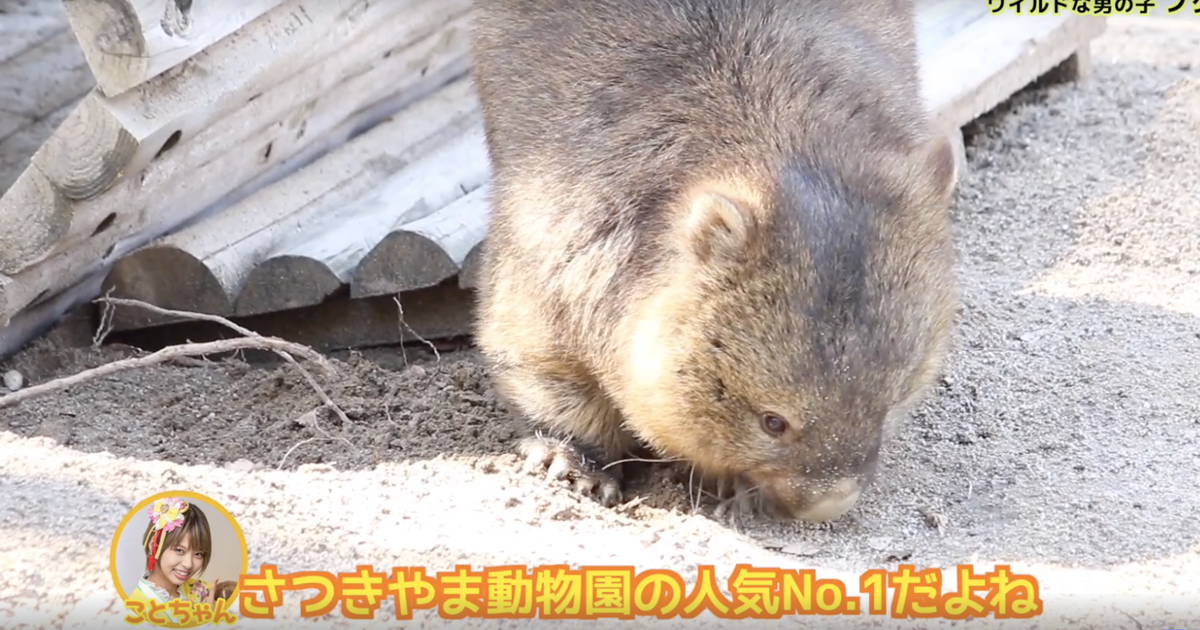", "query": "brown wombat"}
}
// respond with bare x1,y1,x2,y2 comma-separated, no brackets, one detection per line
213,579,237,601
469,0,959,522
